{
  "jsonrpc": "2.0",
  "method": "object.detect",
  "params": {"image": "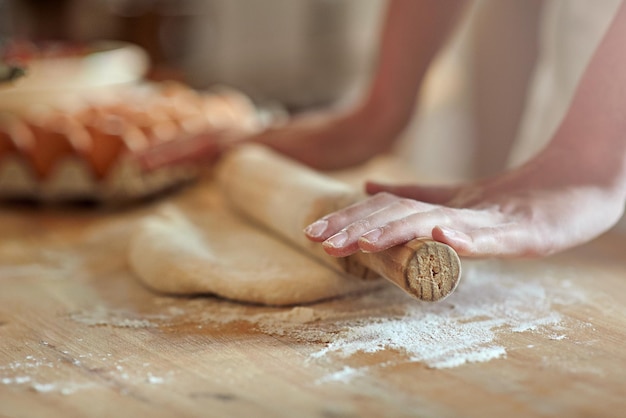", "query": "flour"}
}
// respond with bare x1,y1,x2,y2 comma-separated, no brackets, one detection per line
267,306,323,324
303,261,587,373
146,374,165,384
315,366,365,384
214,260,591,378
69,309,160,329
0,260,591,393
0,243,84,281
138,259,587,376
0,347,172,395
